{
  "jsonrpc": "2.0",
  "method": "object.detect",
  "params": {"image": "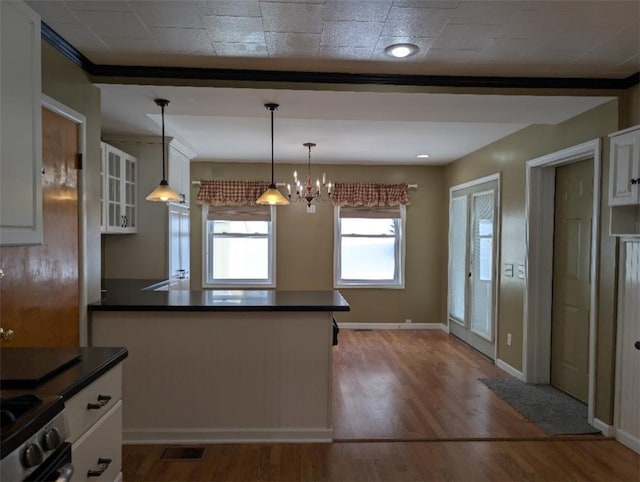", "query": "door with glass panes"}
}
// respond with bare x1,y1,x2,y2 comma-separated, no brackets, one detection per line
448,177,499,359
